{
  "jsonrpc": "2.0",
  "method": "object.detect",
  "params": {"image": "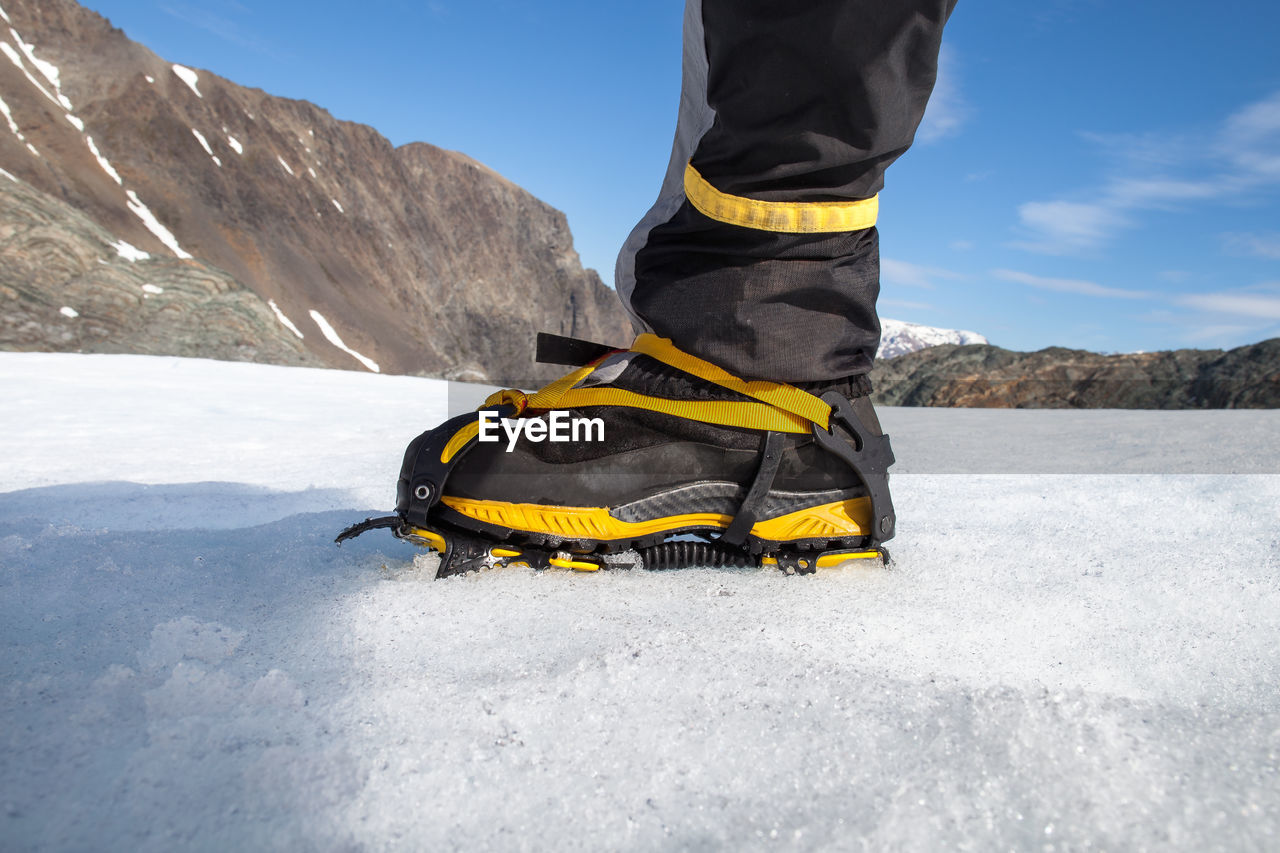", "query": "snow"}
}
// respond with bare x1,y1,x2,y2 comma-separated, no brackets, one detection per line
879,317,989,359
64,113,83,131
84,136,122,185
0,42,63,111
190,128,212,156
309,309,379,372
277,156,295,176
125,190,192,260
0,167,15,181
141,284,164,295
331,198,343,213
2,351,1278,851
5,27,73,112
268,299,304,339
145,74,154,84
227,134,243,155
171,63,202,98
112,240,150,262
57,306,77,318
